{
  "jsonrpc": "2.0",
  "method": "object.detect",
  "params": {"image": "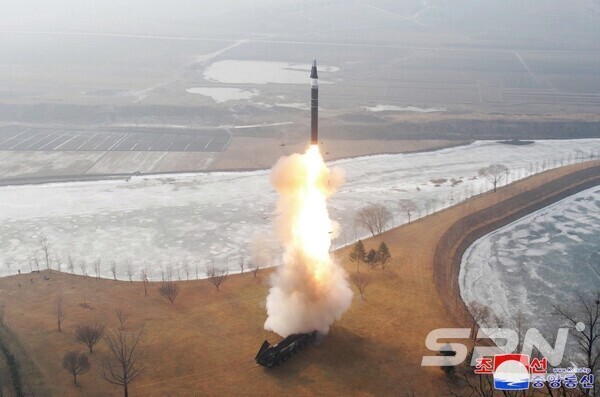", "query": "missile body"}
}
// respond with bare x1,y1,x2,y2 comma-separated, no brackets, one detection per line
310,59,318,145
